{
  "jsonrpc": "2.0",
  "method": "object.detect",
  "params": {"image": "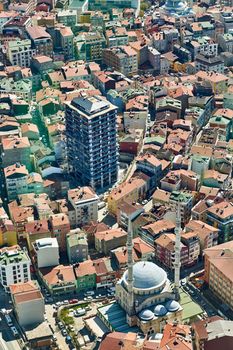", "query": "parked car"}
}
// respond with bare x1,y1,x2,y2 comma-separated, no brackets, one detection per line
74,308,86,317
62,329,68,336
5,315,13,327
84,291,95,296
11,326,19,337
66,335,72,343
69,299,78,304
58,322,64,329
